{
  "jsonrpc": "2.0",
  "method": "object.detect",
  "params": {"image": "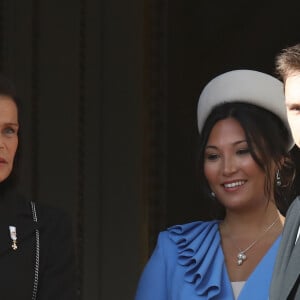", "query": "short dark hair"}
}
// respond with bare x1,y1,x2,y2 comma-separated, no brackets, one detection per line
198,102,295,217
0,73,18,100
275,43,300,82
